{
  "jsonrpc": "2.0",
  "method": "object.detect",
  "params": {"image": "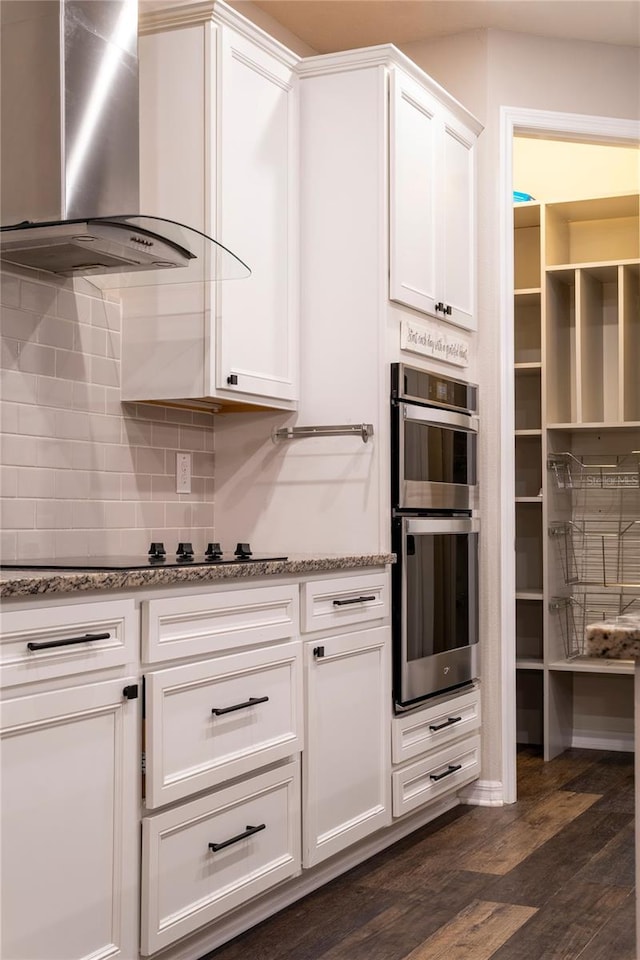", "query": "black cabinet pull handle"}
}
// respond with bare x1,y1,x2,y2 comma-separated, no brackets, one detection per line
429,716,462,732
435,301,445,313
209,823,266,852
227,374,238,385
332,595,376,606
430,763,462,782
211,695,269,716
27,632,110,651
313,645,325,658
